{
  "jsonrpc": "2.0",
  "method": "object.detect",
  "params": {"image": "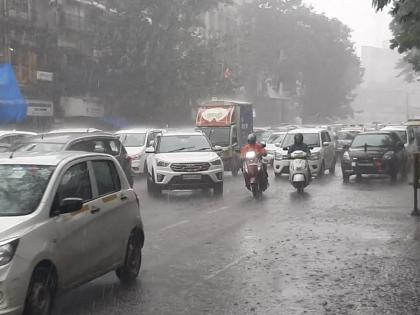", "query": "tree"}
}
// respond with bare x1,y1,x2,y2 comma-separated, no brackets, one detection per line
372,0,420,72
89,0,232,124
237,0,362,122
